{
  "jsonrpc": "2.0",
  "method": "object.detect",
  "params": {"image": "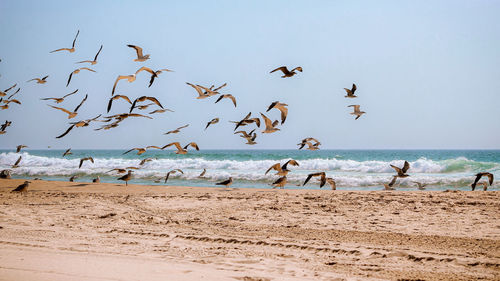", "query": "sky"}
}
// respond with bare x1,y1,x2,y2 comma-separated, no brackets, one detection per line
0,0,499,149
